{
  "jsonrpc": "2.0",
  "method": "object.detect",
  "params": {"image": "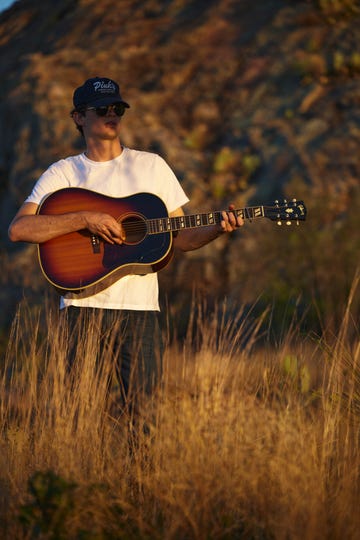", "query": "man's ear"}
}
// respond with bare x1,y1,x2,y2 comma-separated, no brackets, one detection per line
72,110,85,128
